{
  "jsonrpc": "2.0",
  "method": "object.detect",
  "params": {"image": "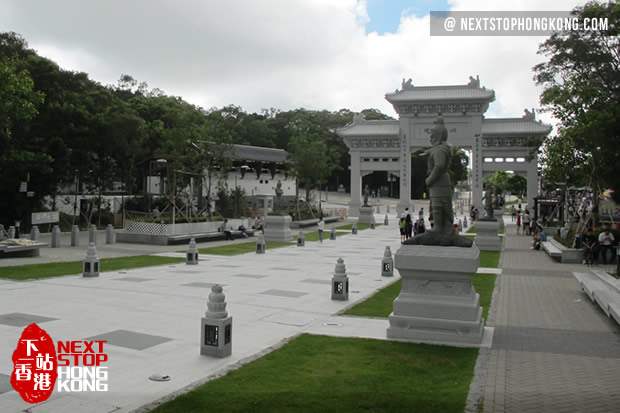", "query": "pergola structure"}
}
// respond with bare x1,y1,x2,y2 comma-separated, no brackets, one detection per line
336,76,552,214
